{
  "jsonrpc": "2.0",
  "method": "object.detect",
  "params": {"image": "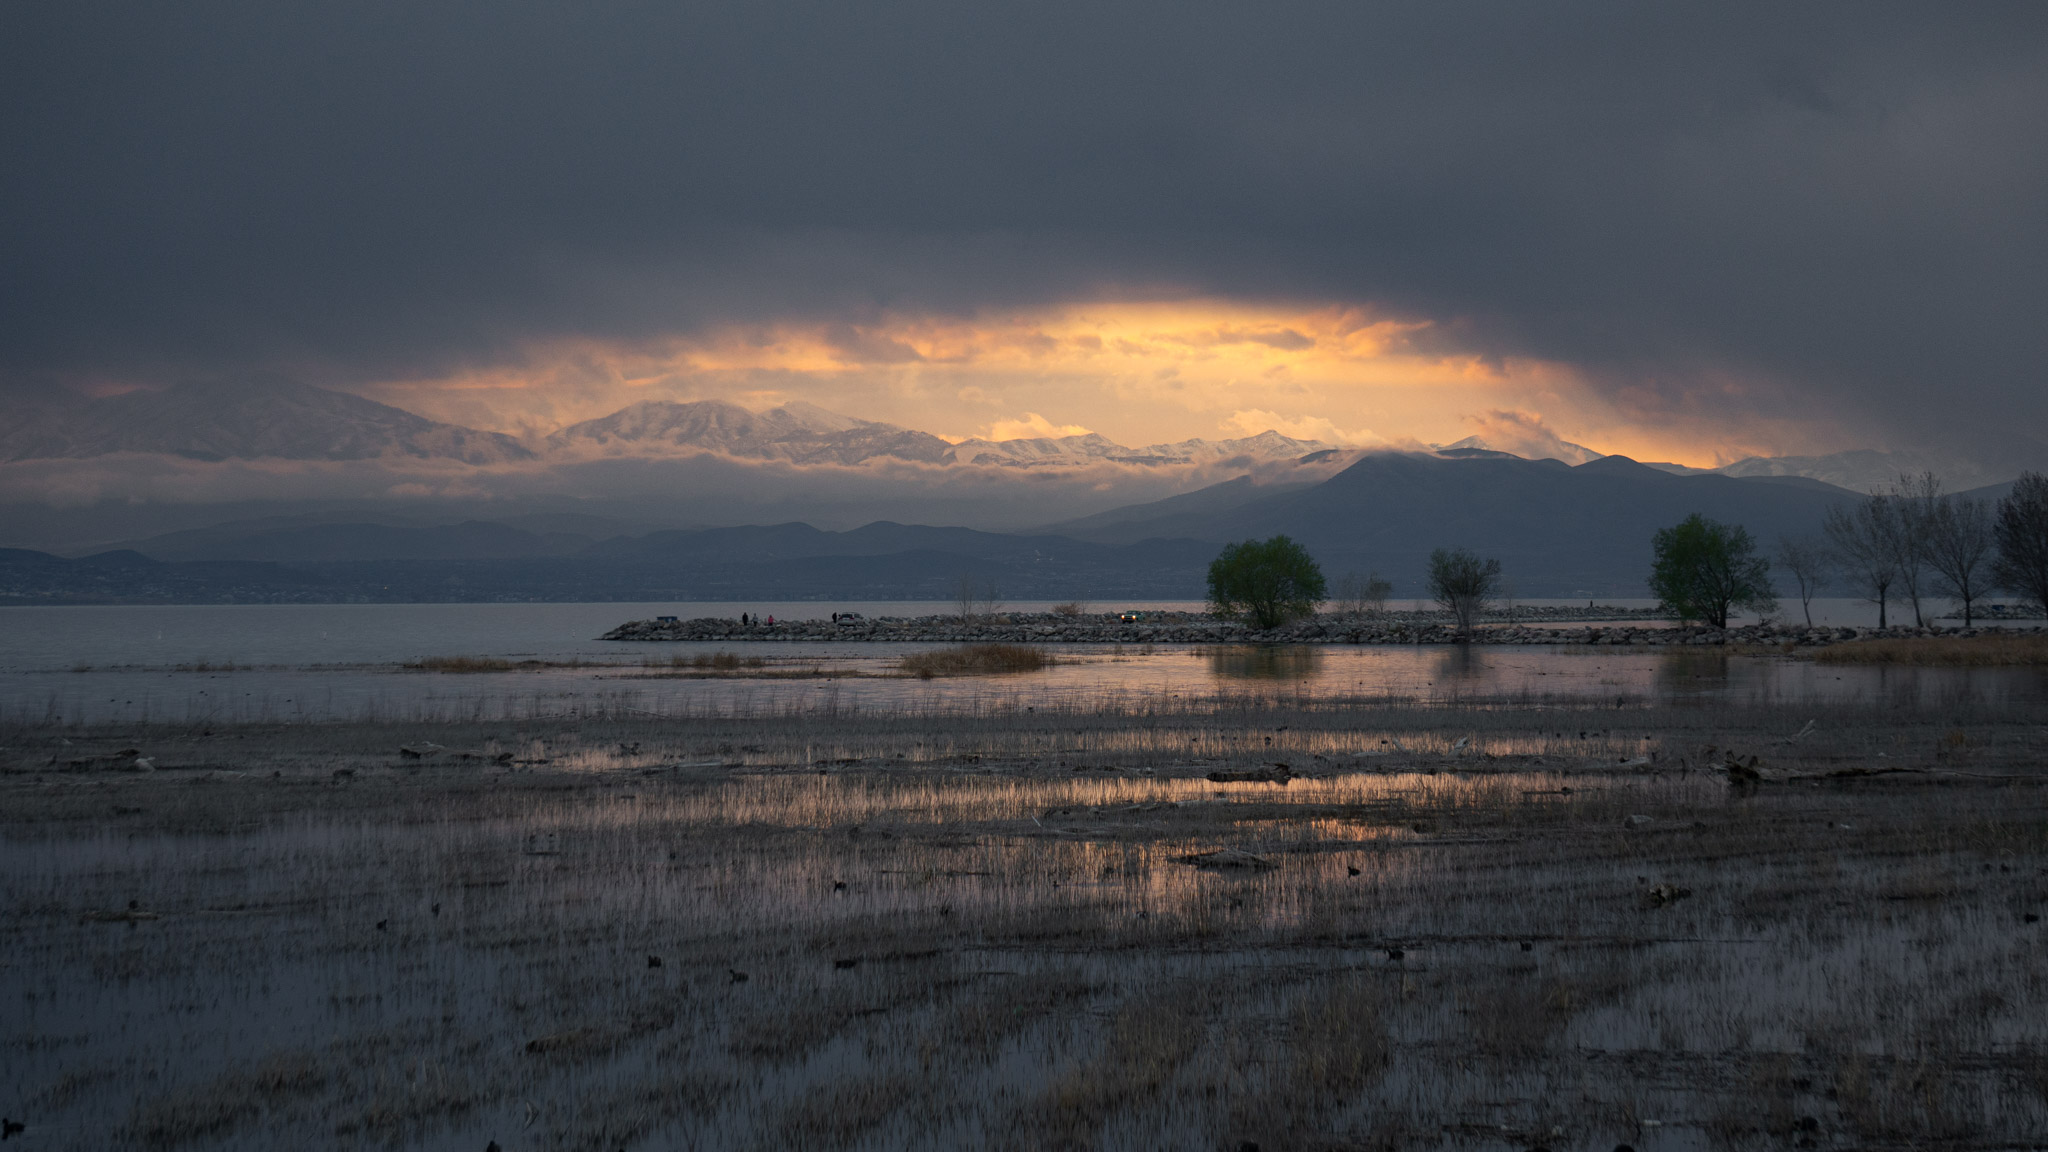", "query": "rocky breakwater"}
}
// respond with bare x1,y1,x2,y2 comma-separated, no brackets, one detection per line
599,608,1942,647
